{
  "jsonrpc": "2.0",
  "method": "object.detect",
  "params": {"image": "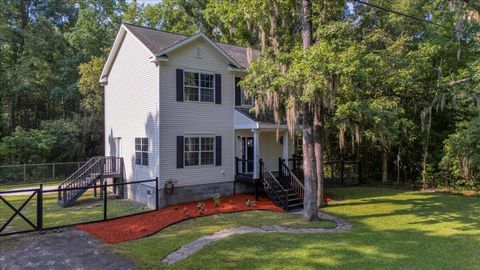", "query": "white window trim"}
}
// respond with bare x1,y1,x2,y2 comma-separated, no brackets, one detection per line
184,135,216,167
183,70,215,103
135,137,149,166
